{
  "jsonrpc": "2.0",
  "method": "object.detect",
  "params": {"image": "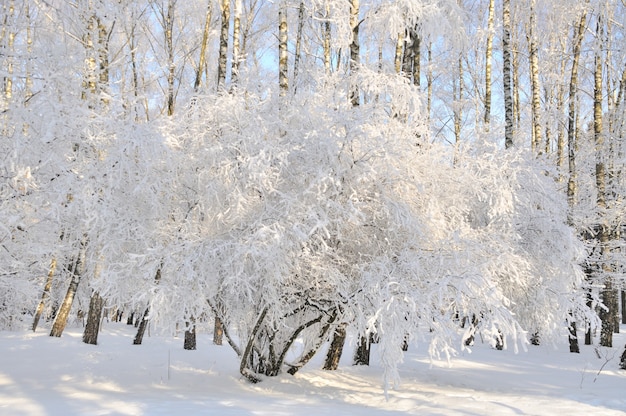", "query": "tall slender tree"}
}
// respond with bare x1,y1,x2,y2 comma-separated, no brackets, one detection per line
232,0,242,85
32,259,57,332
278,1,288,98
593,16,616,348
348,0,360,107
566,9,587,350
194,1,212,92
483,0,494,126
50,237,87,337
527,0,542,154
217,0,230,90
292,0,306,90
502,0,514,148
